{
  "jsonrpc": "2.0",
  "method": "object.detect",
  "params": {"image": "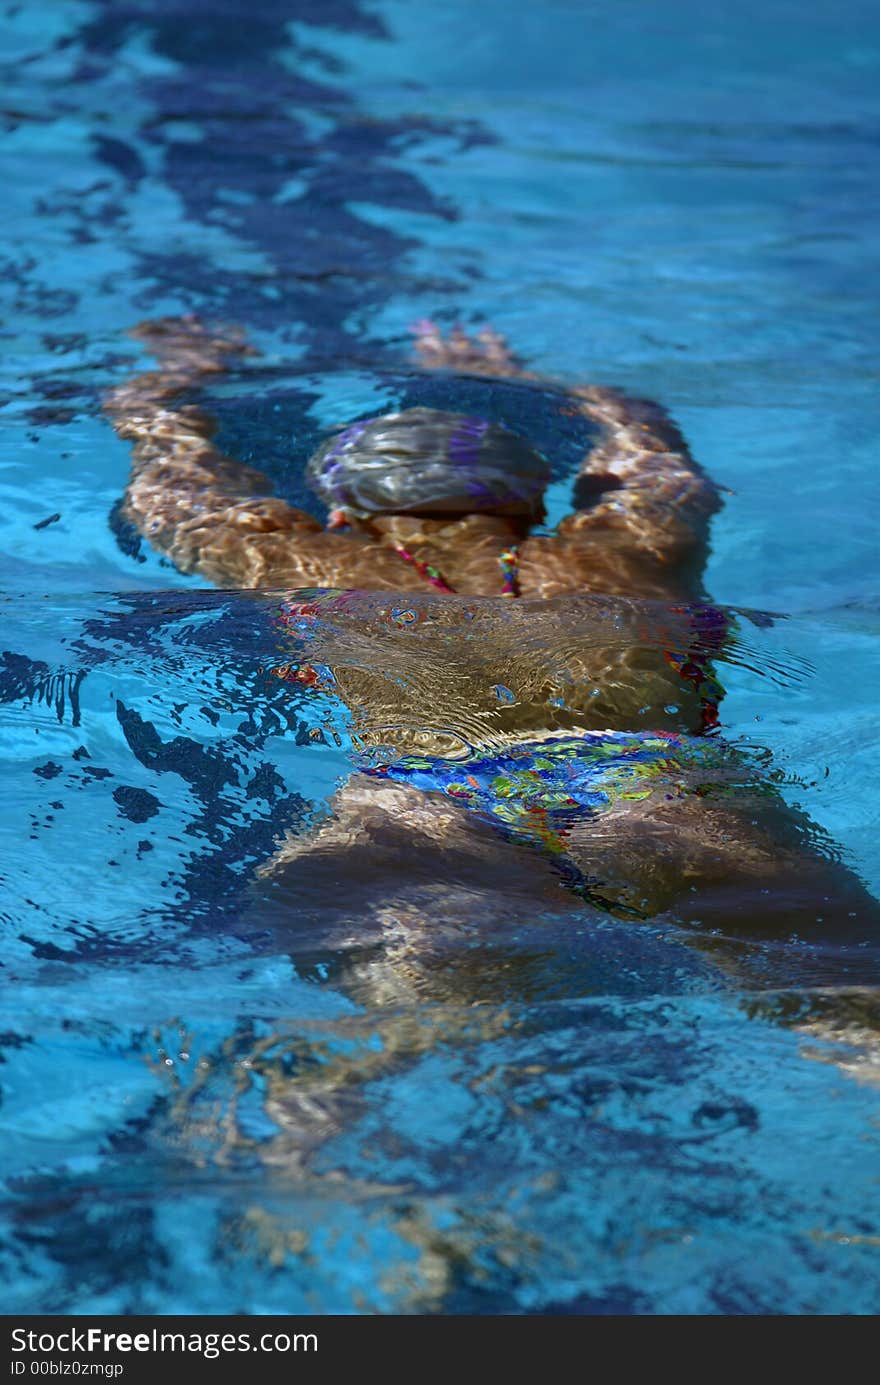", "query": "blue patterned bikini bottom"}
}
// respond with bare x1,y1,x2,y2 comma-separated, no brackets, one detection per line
362,729,718,830
361,730,720,916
